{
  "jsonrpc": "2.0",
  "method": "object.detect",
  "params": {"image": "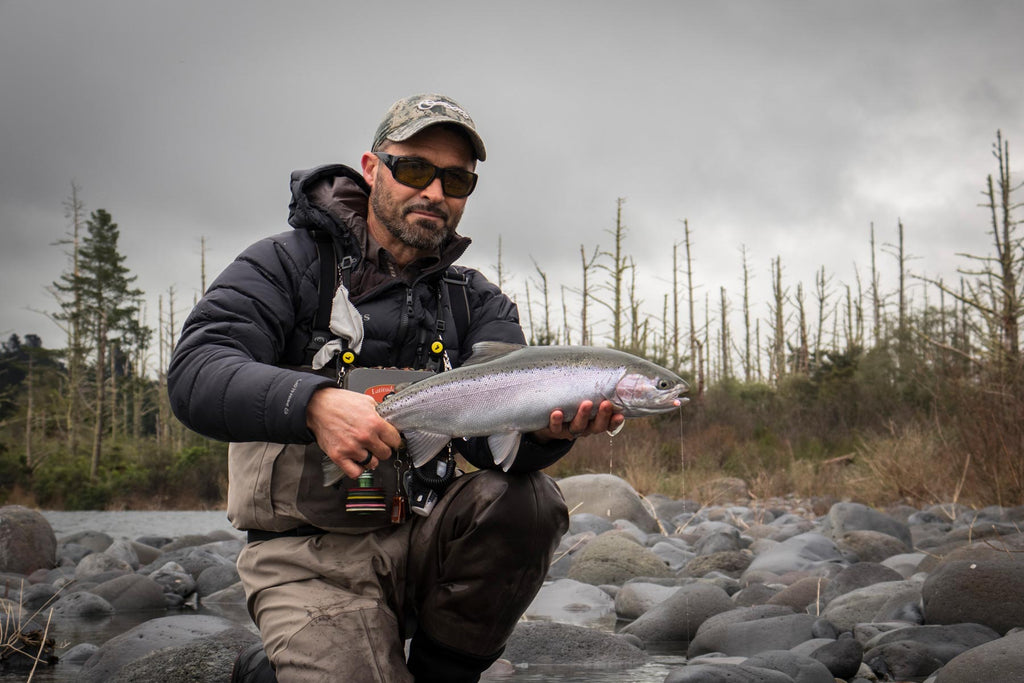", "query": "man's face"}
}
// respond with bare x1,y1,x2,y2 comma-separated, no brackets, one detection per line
362,126,476,254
